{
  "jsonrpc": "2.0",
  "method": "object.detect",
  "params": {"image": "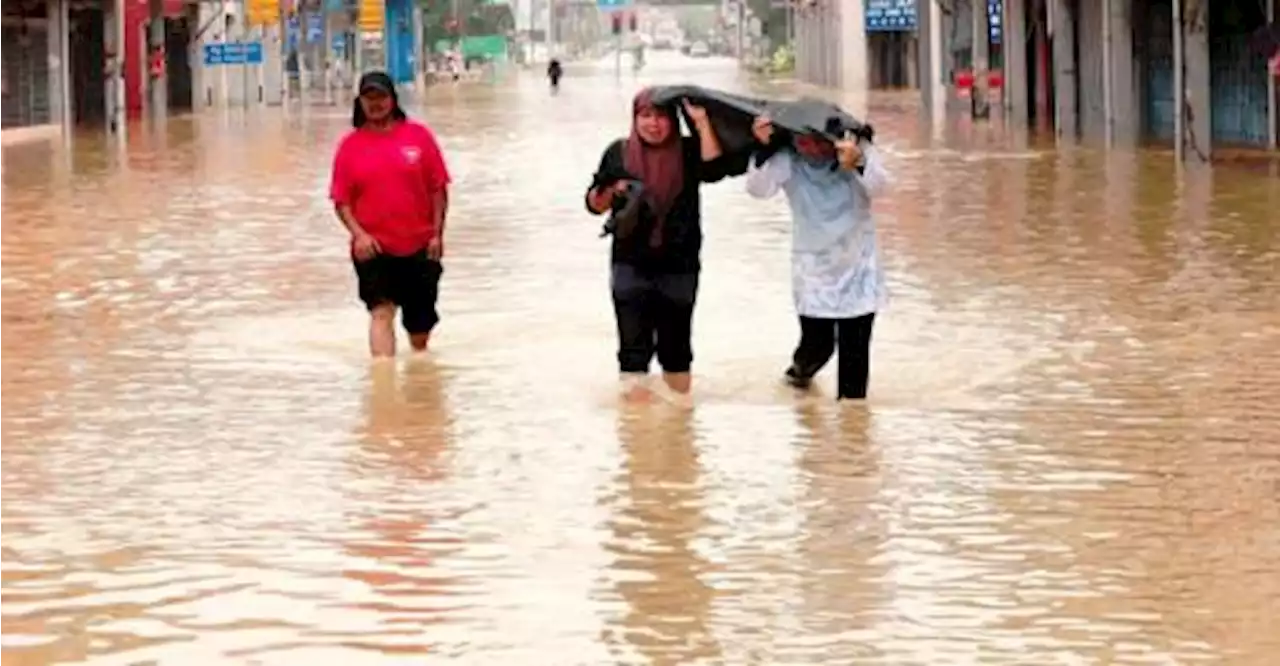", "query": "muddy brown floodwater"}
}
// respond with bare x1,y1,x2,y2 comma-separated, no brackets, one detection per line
3,55,1280,665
